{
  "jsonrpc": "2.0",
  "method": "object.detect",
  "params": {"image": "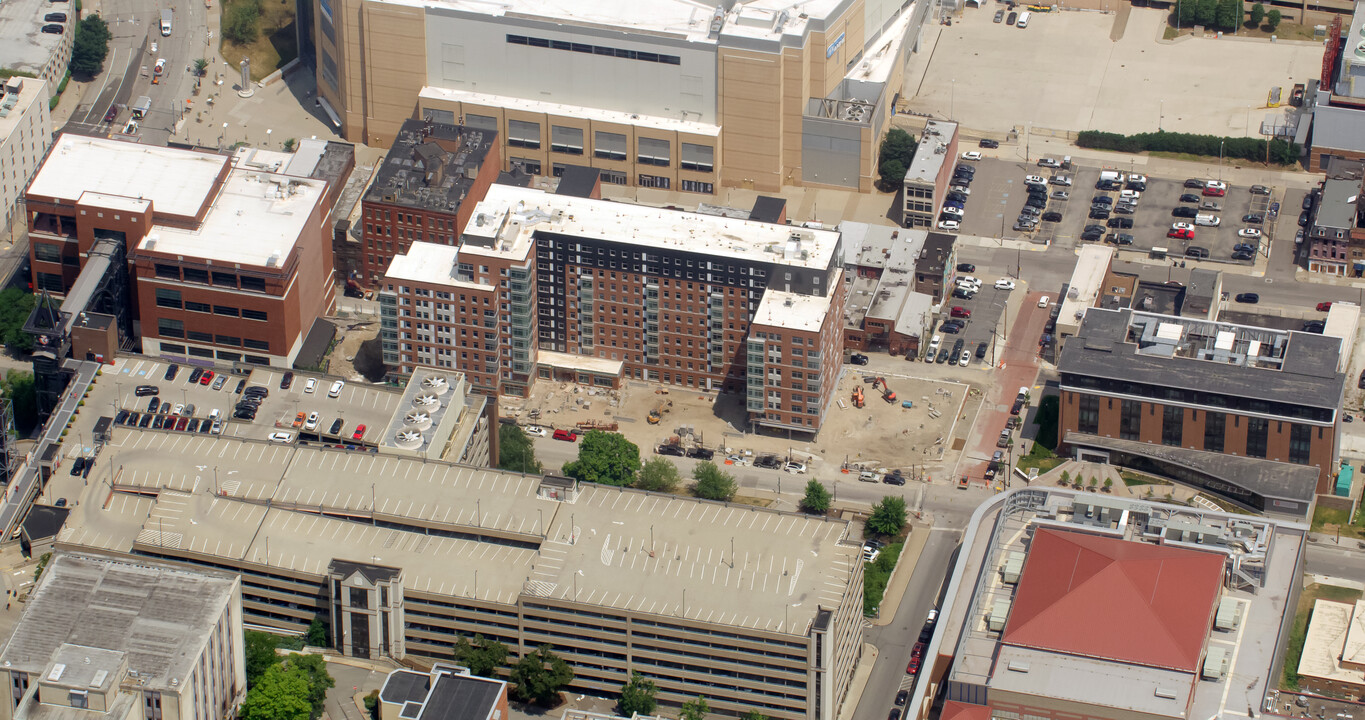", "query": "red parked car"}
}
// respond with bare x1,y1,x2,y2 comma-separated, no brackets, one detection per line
1202,186,1226,197
950,306,971,319
199,370,215,385
352,424,367,440
1318,302,1333,311
906,655,921,675
1168,228,1194,240
553,429,578,442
